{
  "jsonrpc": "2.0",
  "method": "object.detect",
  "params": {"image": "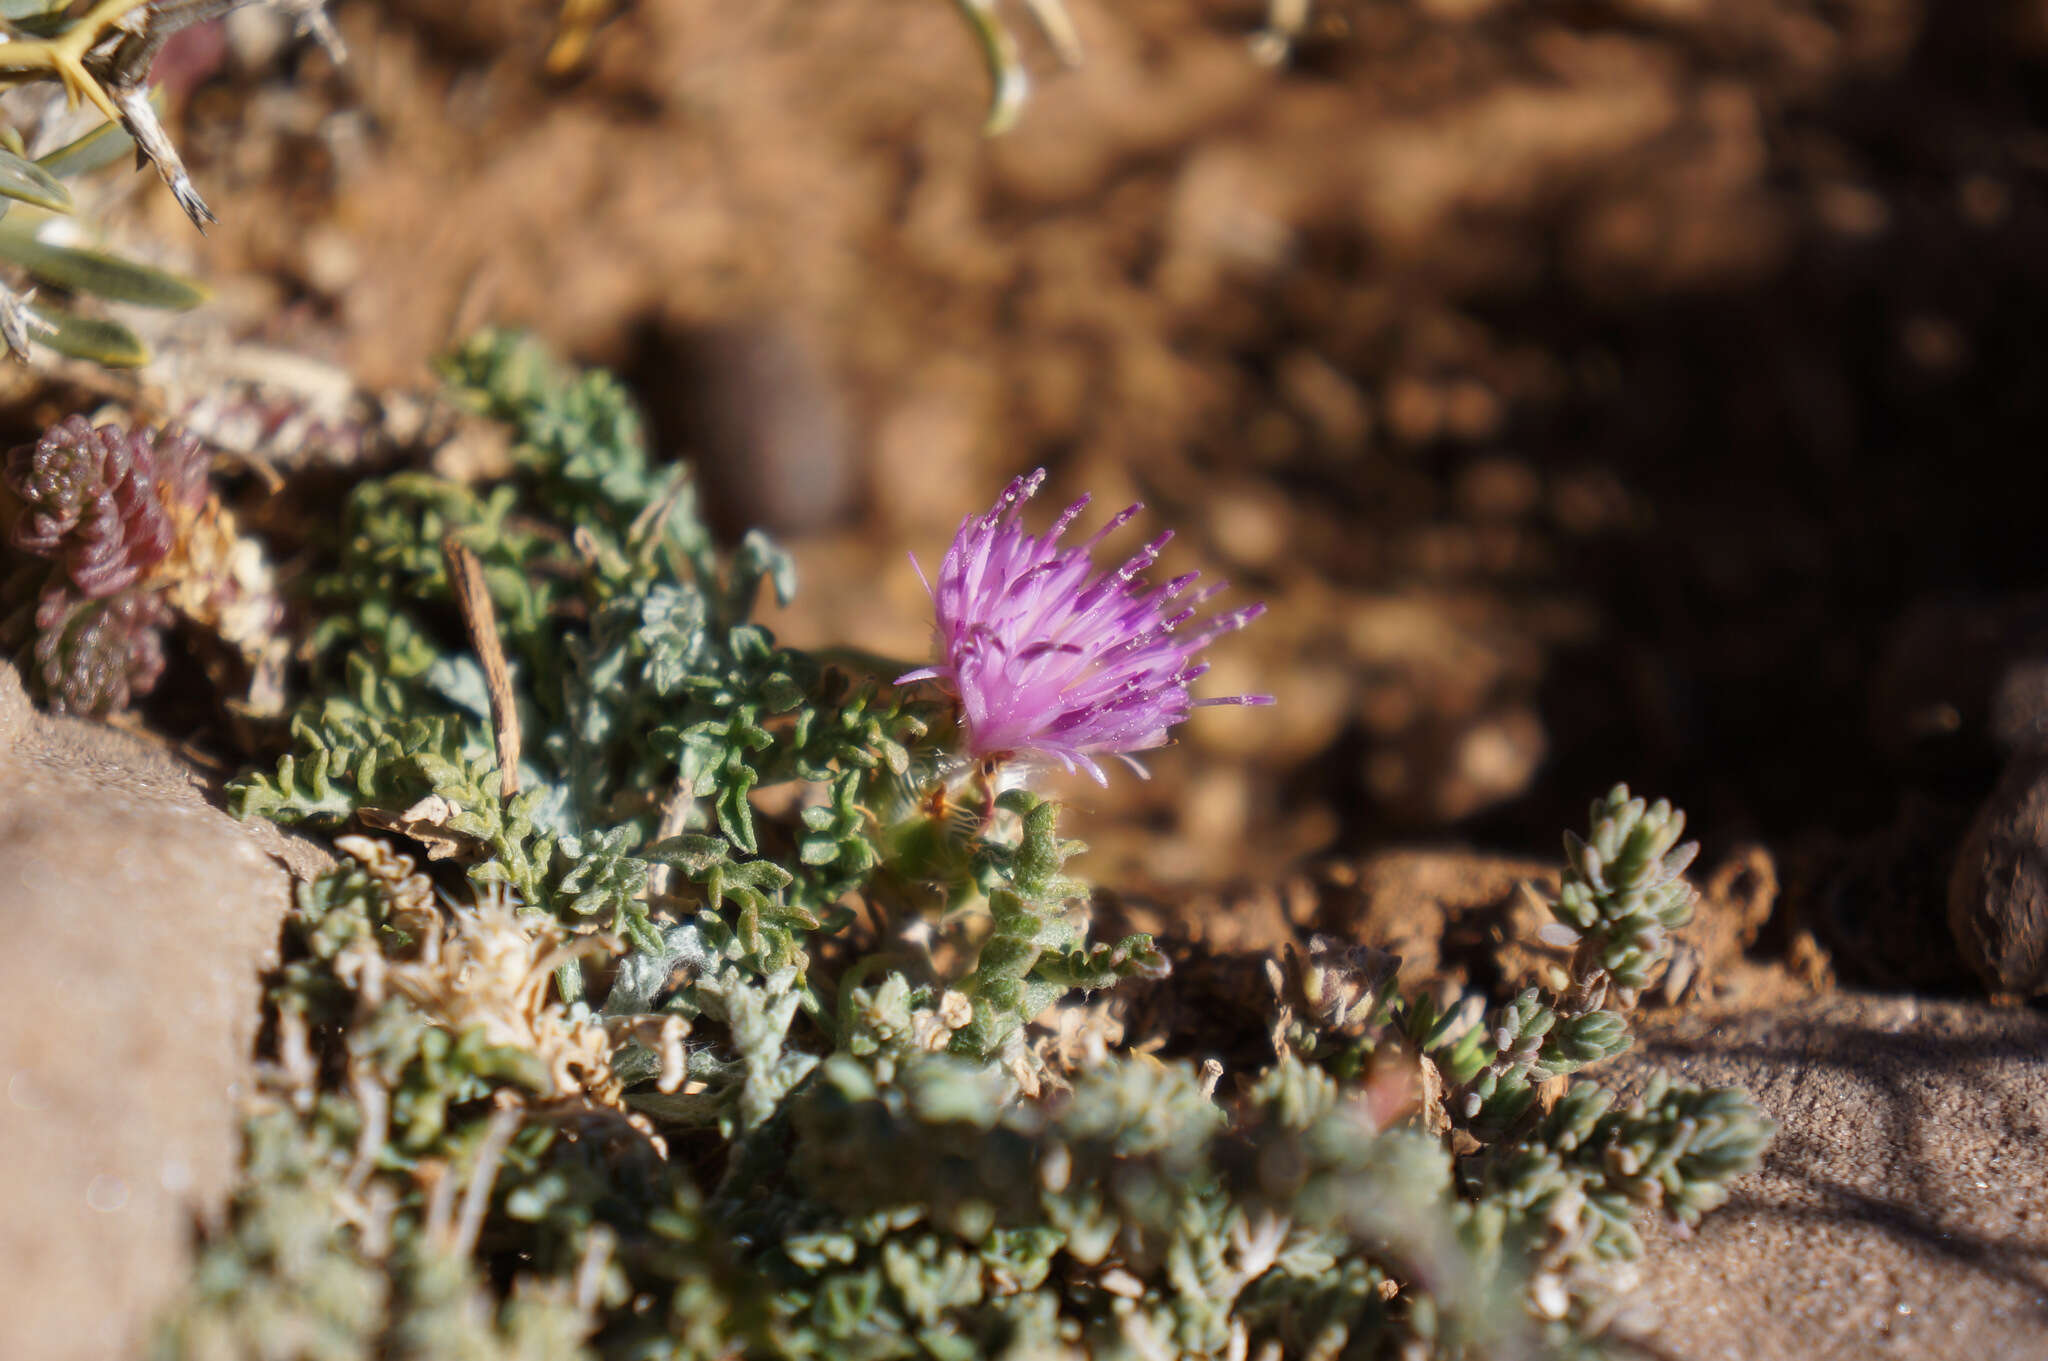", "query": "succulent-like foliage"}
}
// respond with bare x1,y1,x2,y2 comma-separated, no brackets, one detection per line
170,341,1770,1361
1551,787,1702,1004
164,840,1526,1361
2,415,207,711
29,579,172,712
232,330,933,970
1,411,284,713
7,414,206,593
1268,787,1776,1336
1436,789,1707,1142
